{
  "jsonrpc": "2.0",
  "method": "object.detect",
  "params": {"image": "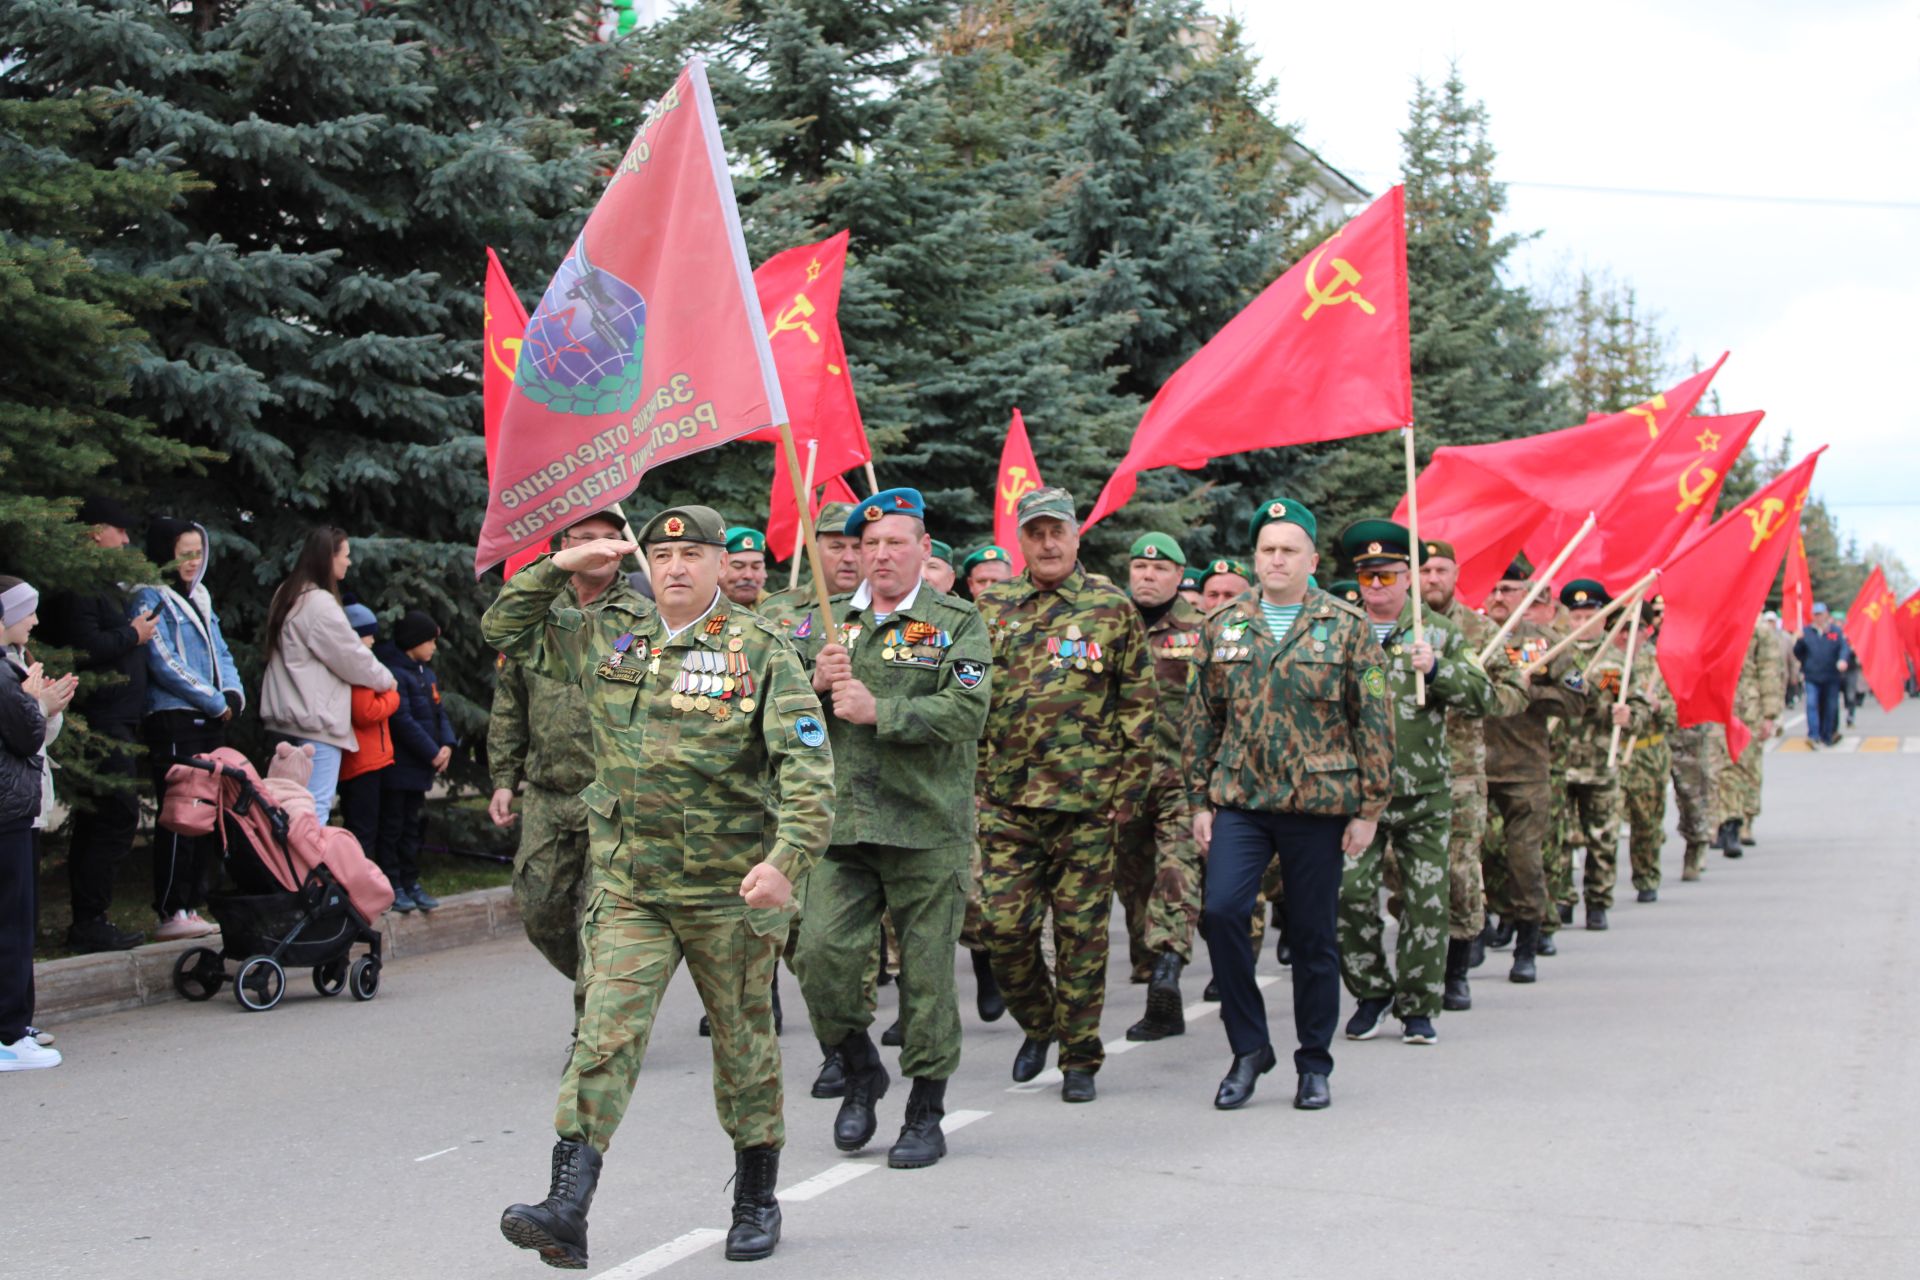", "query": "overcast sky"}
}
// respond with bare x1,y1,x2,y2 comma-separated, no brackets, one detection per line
1234,0,1920,575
